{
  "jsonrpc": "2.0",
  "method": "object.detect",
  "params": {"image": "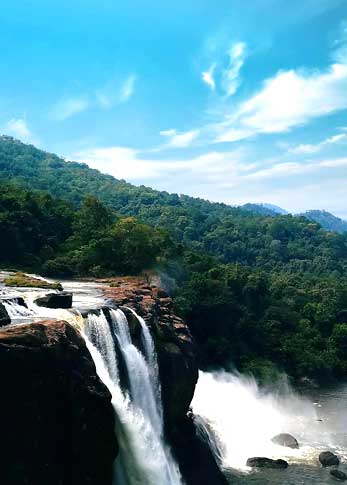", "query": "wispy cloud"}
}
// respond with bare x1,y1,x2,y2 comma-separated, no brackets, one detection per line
201,41,247,96
202,64,216,91
119,75,136,103
159,128,200,148
222,42,247,97
96,74,136,108
214,61,347,142
51,97,89,121
289,133,347,154
72,145,250,184
51,75,137,121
